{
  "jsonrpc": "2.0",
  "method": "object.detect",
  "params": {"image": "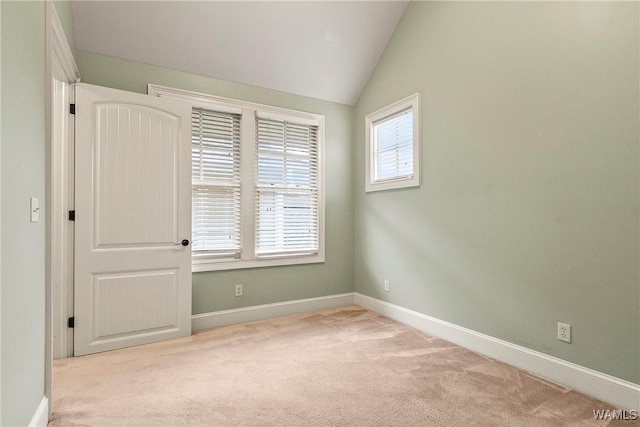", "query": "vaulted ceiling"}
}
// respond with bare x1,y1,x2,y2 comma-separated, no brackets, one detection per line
71,1,409,105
